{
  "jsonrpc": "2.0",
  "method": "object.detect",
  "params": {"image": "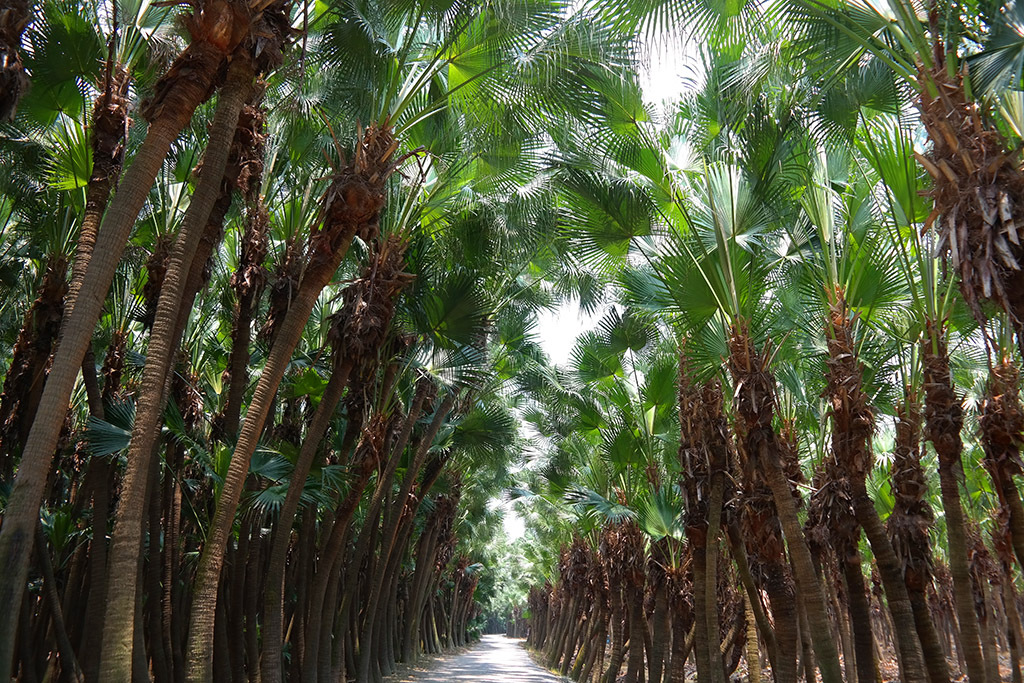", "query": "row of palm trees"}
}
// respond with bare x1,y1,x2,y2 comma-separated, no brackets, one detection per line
514,1,1024,682
0,0,638,681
